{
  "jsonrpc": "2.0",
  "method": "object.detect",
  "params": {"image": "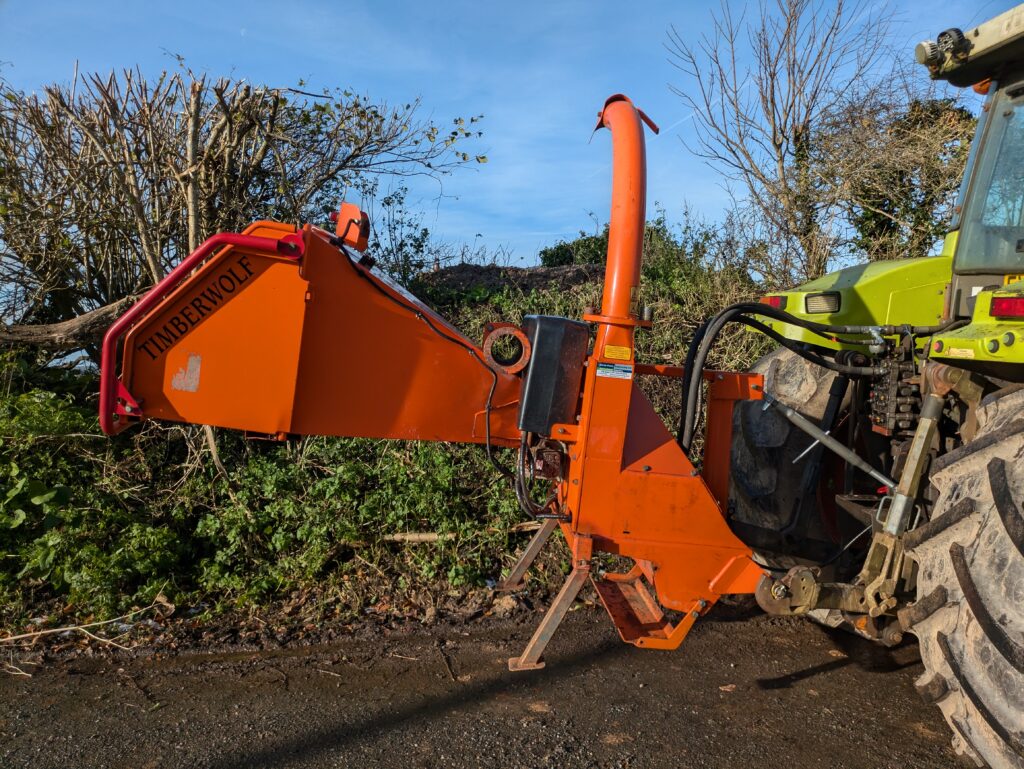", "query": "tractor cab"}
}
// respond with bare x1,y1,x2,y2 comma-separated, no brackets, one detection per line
912,8,1024,371
915,6,1024,290
947,75,1024,306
